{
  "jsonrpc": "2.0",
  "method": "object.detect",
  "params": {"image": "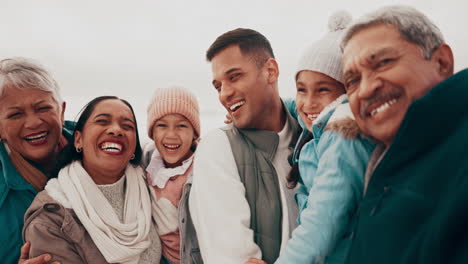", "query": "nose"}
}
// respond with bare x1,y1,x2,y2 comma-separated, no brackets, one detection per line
357,74,383,100
107,123,123,137
219,83,235,106
165,126,178,138
24,113,43,129
305,94,320,110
